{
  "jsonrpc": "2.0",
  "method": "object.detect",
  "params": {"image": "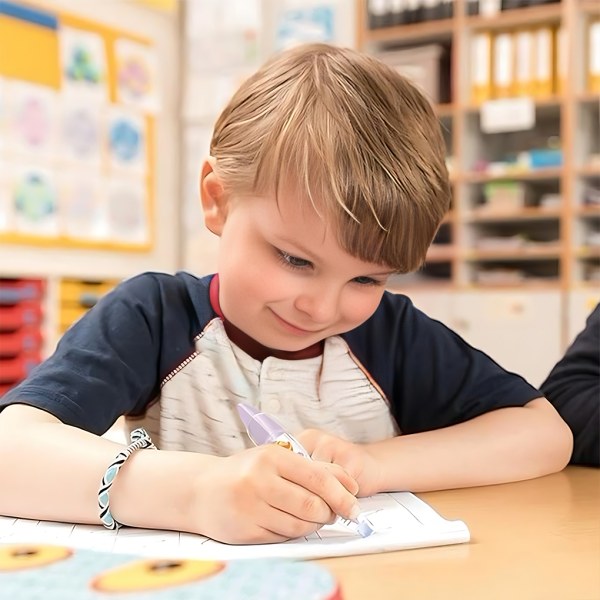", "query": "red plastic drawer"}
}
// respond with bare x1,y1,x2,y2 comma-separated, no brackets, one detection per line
0,279,45,305
0,303,43,332
0,382,18,397
0,328,44,357
0,354,42,383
